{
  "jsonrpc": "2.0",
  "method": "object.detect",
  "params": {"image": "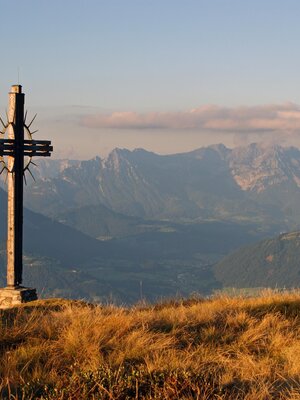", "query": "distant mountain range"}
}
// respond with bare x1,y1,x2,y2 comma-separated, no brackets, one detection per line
23,143,300,232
